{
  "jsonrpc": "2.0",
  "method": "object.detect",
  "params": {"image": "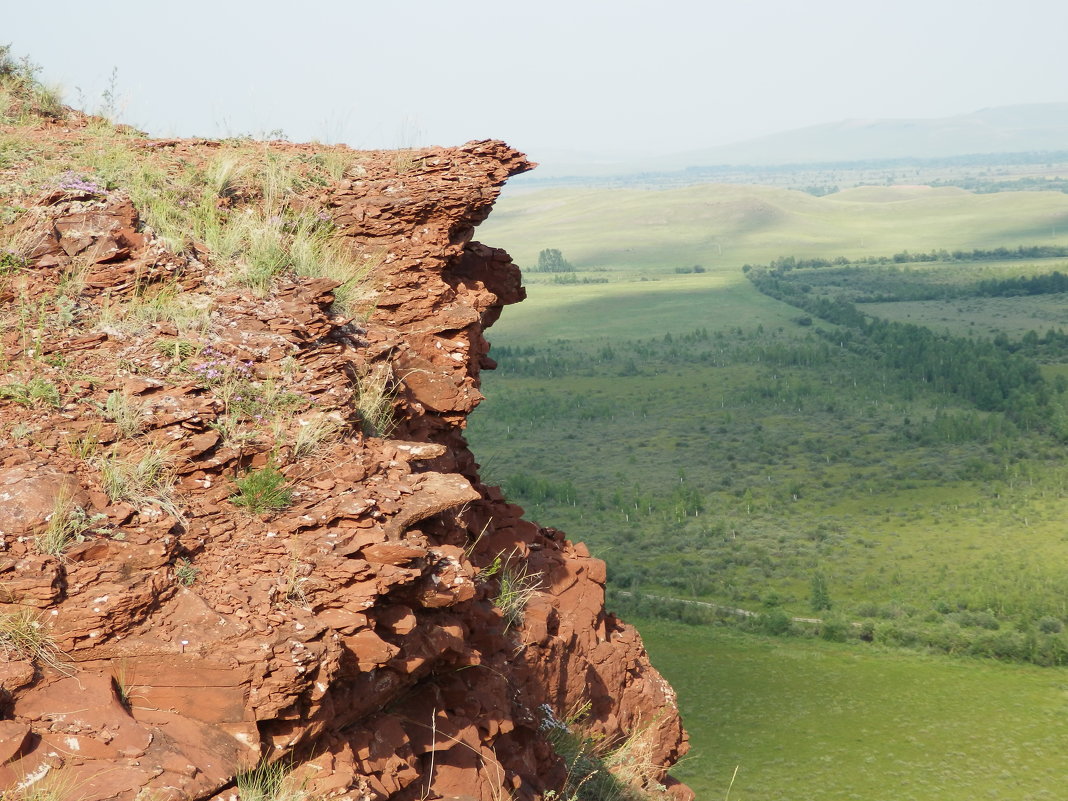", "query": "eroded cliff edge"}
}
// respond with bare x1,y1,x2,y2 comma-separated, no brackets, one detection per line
0,125,690,800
